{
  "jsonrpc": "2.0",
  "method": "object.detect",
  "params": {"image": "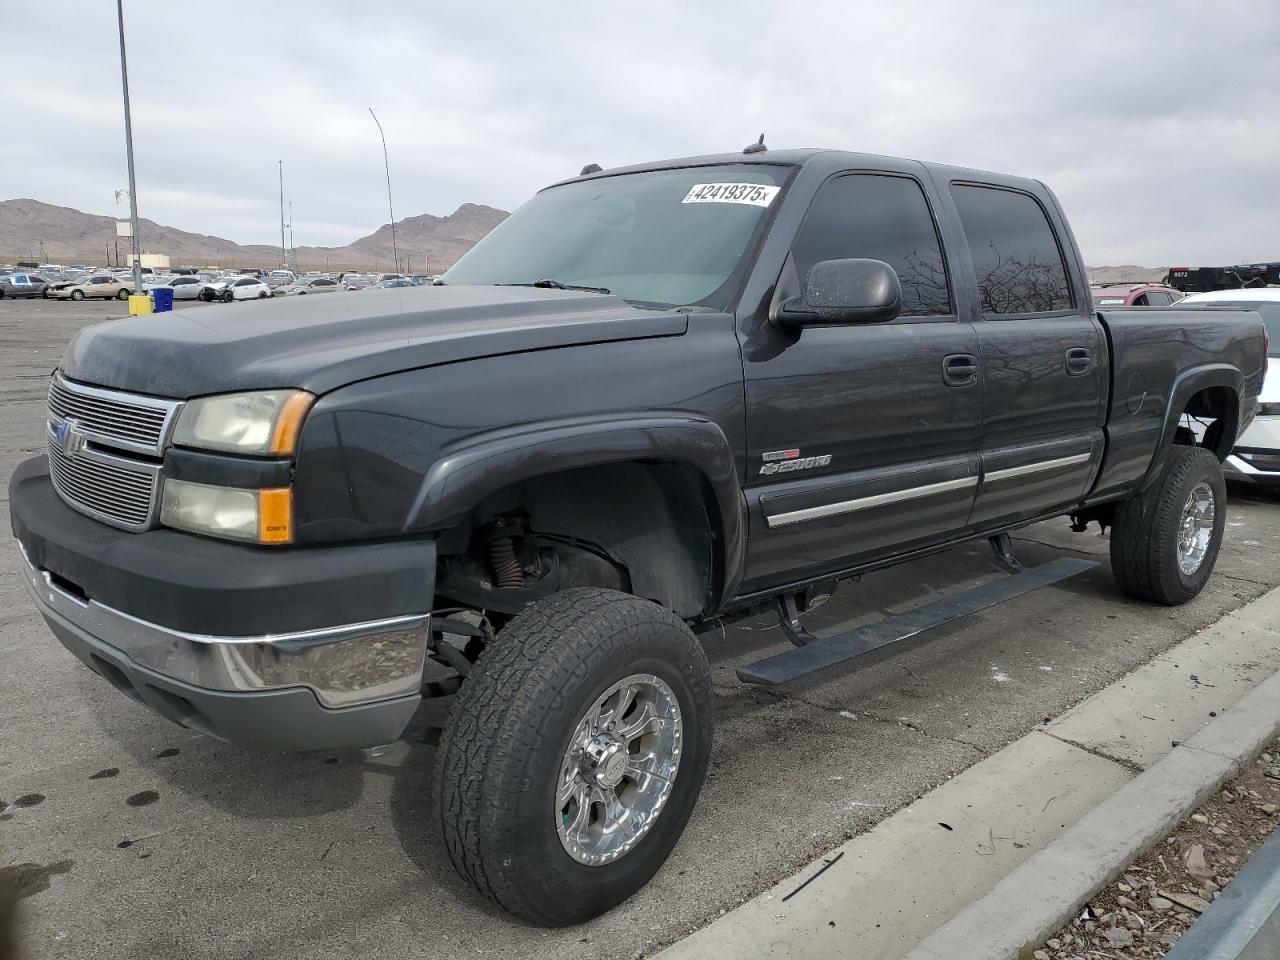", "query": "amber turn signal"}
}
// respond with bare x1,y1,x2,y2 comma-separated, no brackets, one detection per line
257,488,293,544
